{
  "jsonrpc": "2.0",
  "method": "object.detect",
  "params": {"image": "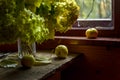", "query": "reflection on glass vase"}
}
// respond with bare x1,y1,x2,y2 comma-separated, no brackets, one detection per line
17,39,36,59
